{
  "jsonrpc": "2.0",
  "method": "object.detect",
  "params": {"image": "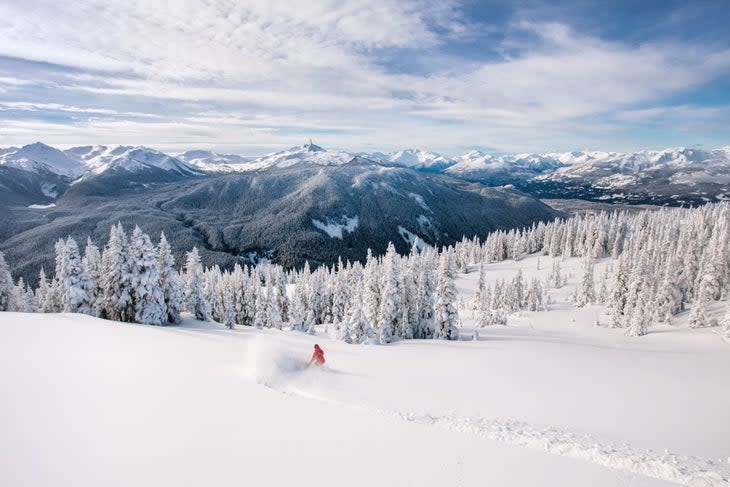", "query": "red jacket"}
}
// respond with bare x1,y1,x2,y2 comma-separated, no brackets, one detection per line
310,345,325,366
